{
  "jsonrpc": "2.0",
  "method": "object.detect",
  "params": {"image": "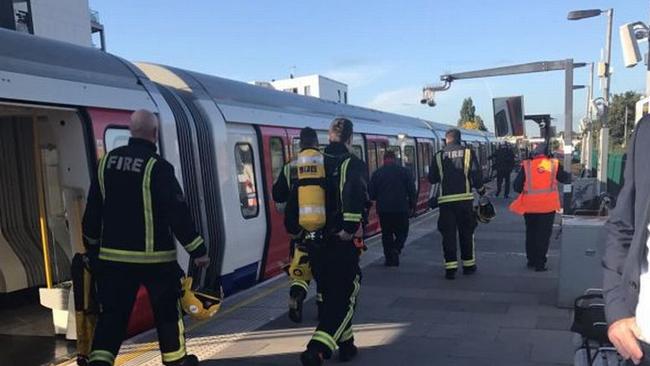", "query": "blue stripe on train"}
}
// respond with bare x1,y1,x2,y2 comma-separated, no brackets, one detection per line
220,262,259,296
